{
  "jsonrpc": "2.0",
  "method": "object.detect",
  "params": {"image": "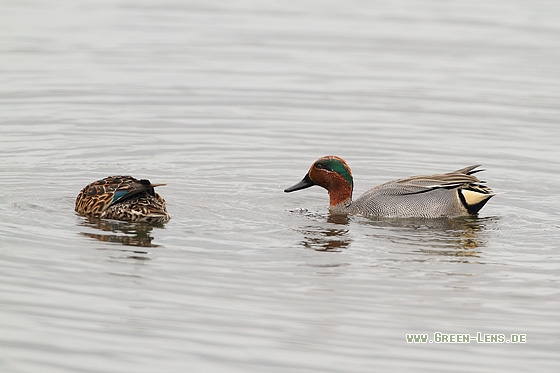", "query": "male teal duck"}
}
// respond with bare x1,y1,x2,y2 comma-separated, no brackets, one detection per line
284,156,495,218
75,176,170,223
